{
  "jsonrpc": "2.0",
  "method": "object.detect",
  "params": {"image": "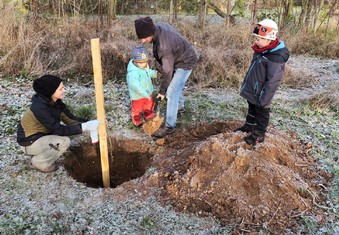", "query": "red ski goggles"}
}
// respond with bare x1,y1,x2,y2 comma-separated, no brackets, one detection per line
253,24,274,37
